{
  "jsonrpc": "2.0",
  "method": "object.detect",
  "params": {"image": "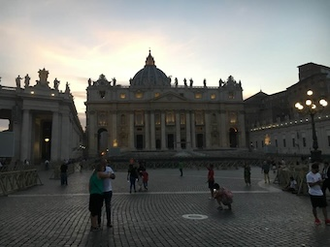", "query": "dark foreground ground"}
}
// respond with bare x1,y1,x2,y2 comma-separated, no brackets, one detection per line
0,166,329,247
